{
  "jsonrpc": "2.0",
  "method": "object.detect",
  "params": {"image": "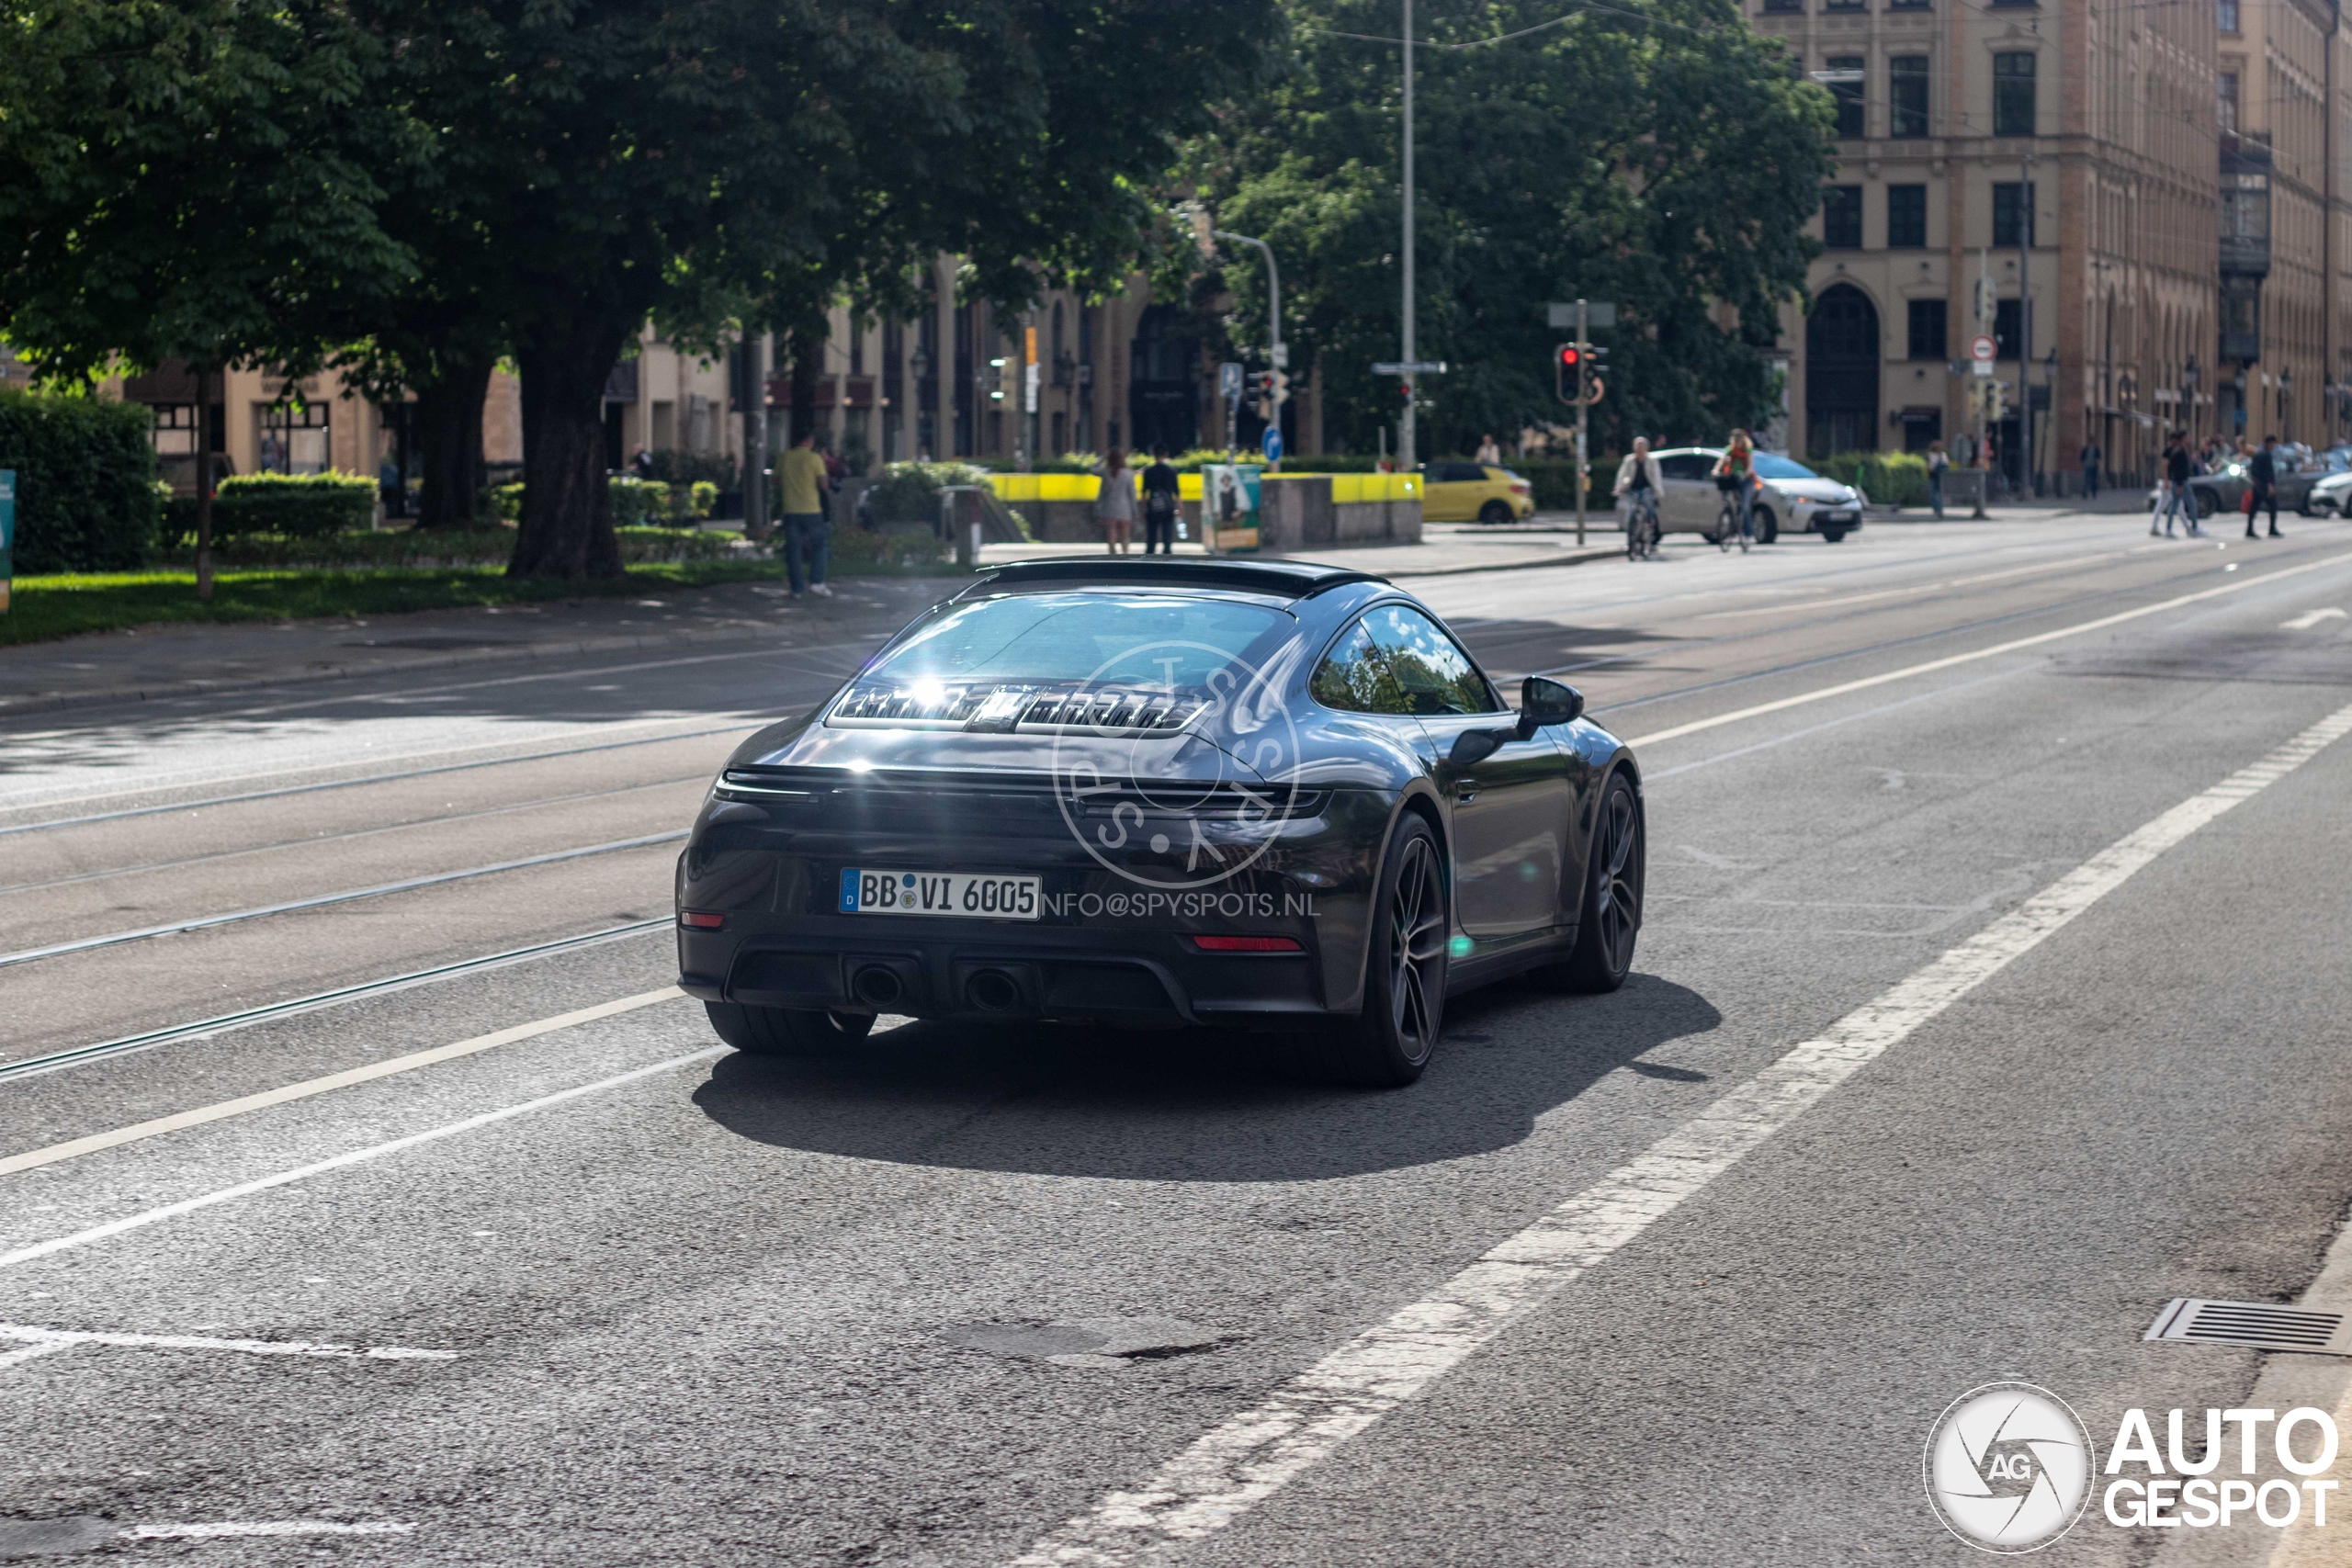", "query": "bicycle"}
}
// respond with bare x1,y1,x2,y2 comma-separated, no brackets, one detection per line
1713,496,1752,553
1623,489,1662,560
